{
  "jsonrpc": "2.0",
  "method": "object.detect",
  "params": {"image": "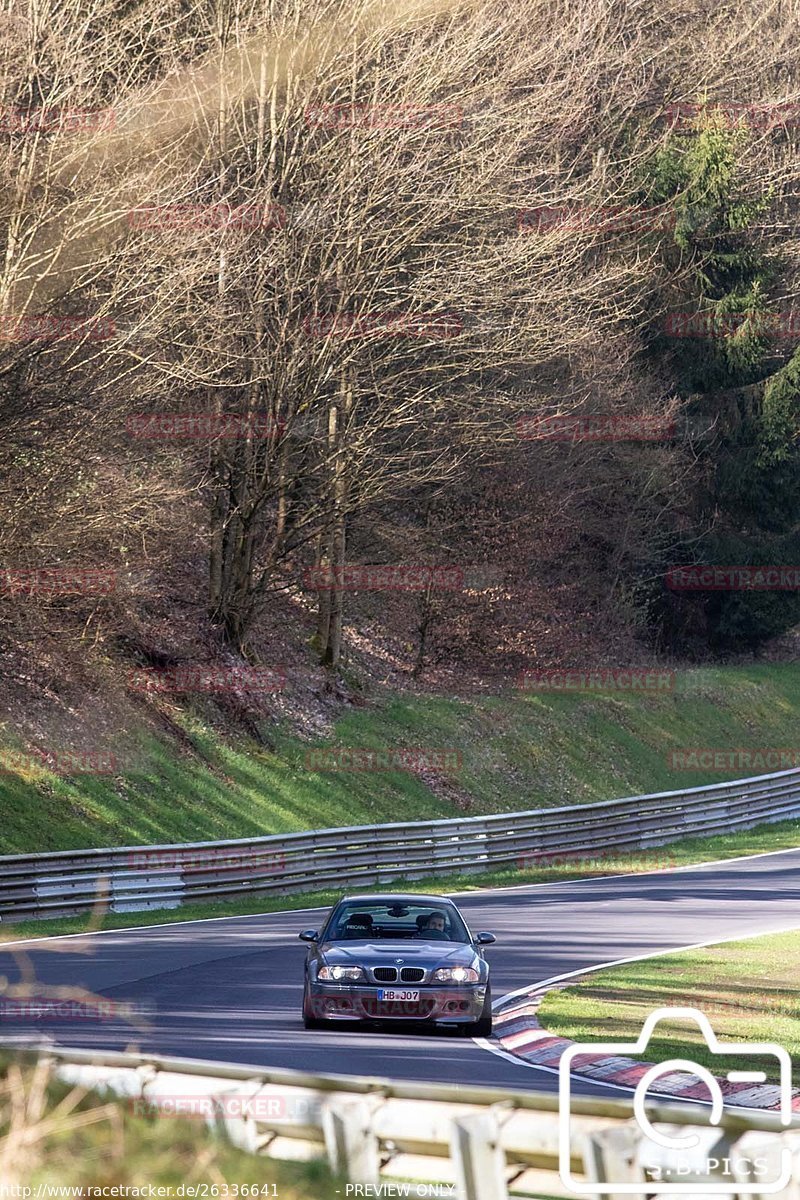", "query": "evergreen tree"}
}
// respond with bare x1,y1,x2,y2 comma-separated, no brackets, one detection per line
644,110,800,652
